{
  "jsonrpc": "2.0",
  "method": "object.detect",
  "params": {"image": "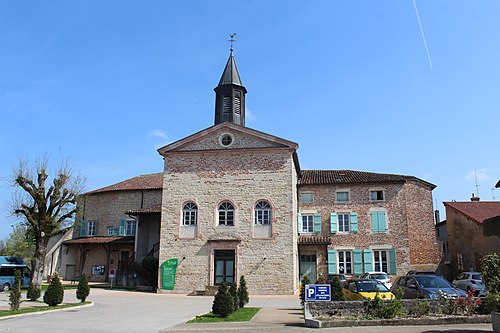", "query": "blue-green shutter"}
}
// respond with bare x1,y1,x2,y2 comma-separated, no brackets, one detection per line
371,212,379,232
113,227,119,236
328,249,337,274
389,248,397,275
79,220,88,237
297,213,302,234
353,249,363,275
119,219,126,236
363,249,373,273
330,212,337,233
378,211,387,231
350,212,358,233
313,213,322,233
